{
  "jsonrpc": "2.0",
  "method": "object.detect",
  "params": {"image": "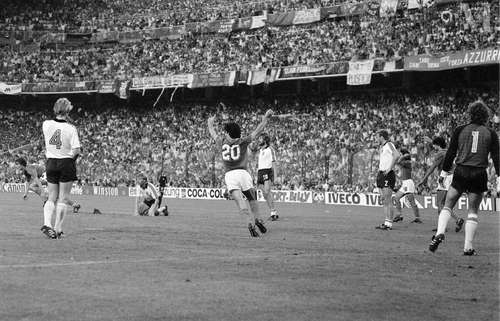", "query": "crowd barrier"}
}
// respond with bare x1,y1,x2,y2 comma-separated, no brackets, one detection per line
1,183,498,212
